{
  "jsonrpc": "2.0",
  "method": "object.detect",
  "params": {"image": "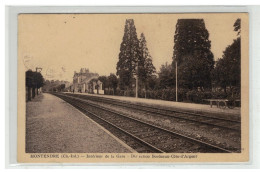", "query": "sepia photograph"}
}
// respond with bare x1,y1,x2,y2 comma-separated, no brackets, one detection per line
17,13,249,163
